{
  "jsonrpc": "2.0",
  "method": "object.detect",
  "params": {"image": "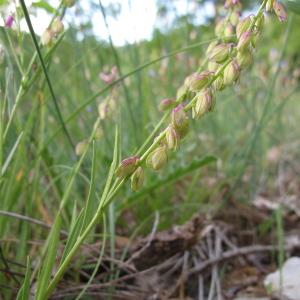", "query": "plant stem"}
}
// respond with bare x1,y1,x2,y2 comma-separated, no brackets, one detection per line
43,1,269,296
19,0,75,150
